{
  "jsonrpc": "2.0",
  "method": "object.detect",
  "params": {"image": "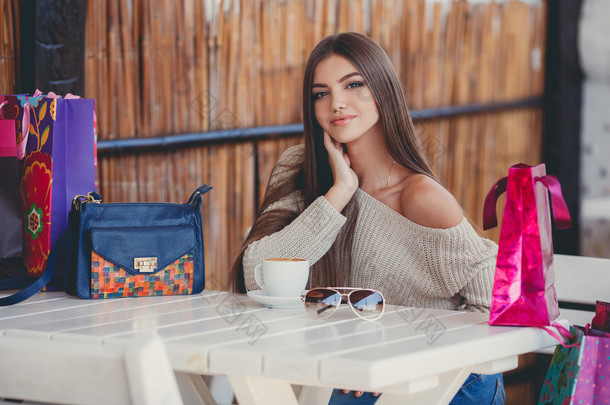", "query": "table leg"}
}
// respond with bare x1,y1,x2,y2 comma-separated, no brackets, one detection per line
174,372,217,405
228,375,299,405
298,386,333,405
375,368,470,405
